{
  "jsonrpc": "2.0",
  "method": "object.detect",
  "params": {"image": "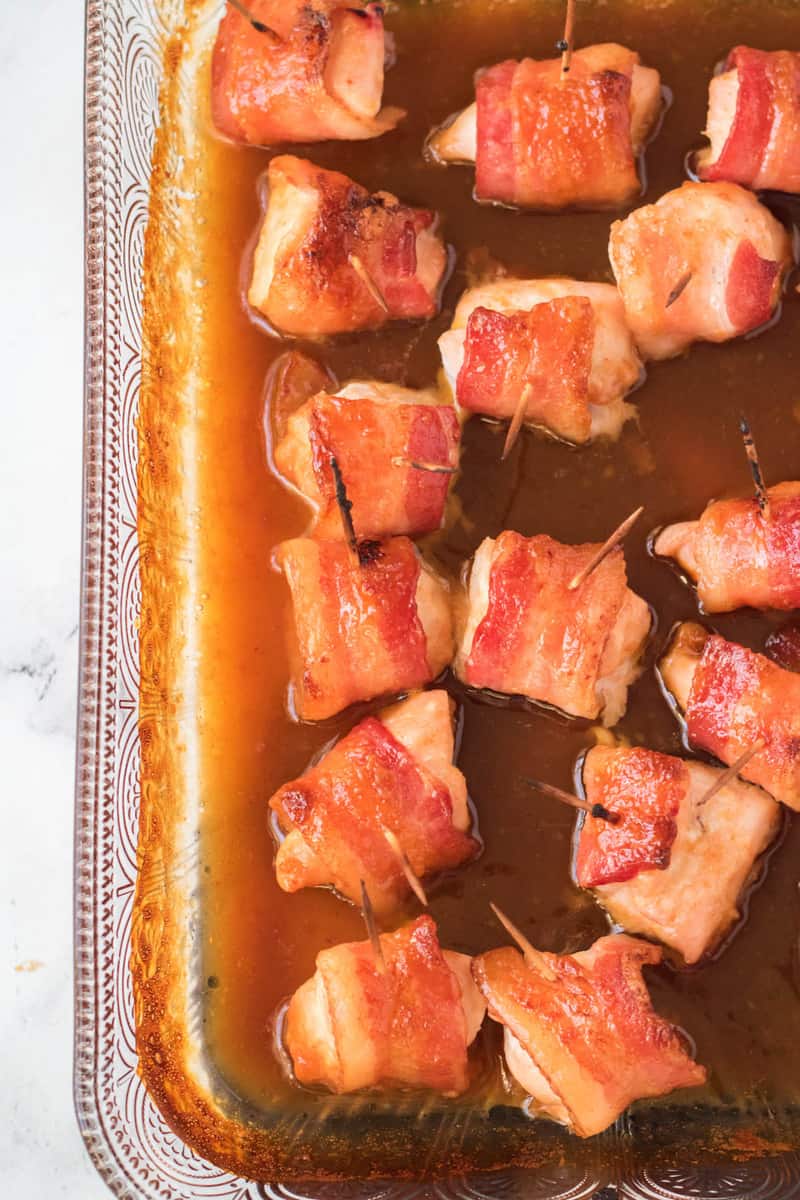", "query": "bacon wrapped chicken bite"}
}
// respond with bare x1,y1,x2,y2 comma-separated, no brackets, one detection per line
654,481,800,612
659,622,800,811
269,690,478,912
697,47,800,194
276,536,452,721
437,278,641,444
577,746,780,963
274,381,460,539
609,181,791,360
472,934,706,1136
455,532,650,724
285,915,485,1094
428,44,661,210
249,156,447,337
211,1,404,145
